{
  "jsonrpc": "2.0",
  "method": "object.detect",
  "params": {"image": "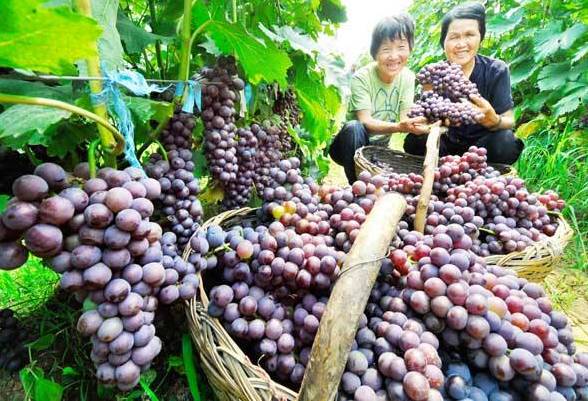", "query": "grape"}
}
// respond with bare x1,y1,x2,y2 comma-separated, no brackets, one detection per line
403,371,430,401
24,223,63,257
0,241,29,270
12,174,48,201
2,201,38,231
39,196,75,226
97,317,124,342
